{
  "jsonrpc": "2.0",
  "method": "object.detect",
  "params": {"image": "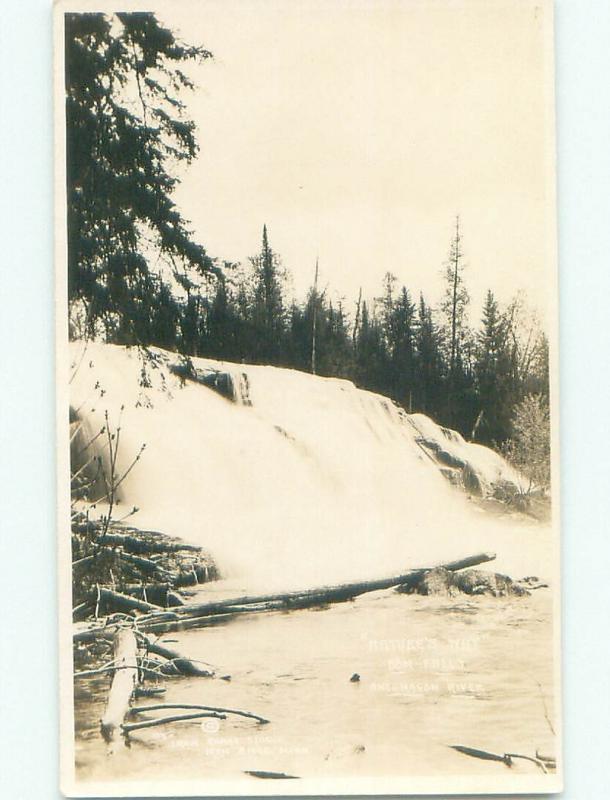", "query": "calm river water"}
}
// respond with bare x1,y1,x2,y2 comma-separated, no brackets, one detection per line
74,582,557,789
